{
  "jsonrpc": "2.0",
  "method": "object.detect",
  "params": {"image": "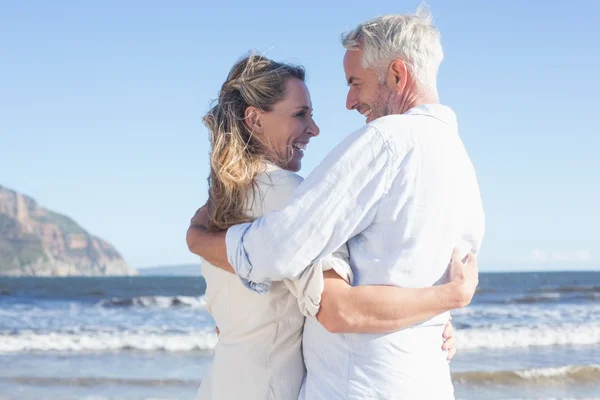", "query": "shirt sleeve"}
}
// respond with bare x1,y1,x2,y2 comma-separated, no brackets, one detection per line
226,124,392,289
283,244,353,318
245,169,354,305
